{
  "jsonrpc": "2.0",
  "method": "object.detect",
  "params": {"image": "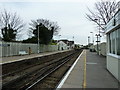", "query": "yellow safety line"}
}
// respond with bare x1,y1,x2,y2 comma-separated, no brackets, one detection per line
83,50,86,88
